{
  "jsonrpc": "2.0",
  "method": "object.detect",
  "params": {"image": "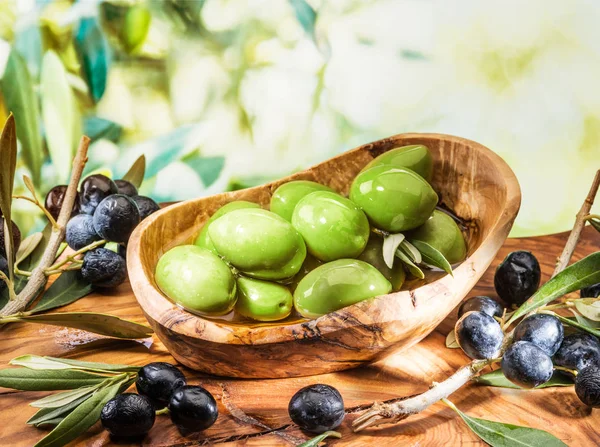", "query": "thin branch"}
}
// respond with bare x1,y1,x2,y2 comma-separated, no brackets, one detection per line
45,239,105,273
552,169,600,278
0,136,90,316
12,194,58,229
